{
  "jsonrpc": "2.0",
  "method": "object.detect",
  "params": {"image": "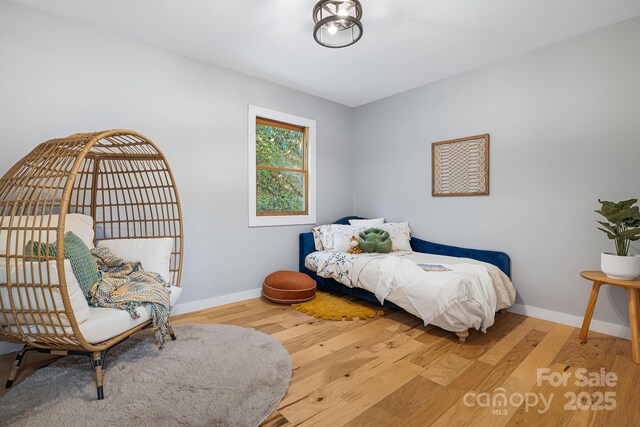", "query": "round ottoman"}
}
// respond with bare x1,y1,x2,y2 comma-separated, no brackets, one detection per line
262,271,316,304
